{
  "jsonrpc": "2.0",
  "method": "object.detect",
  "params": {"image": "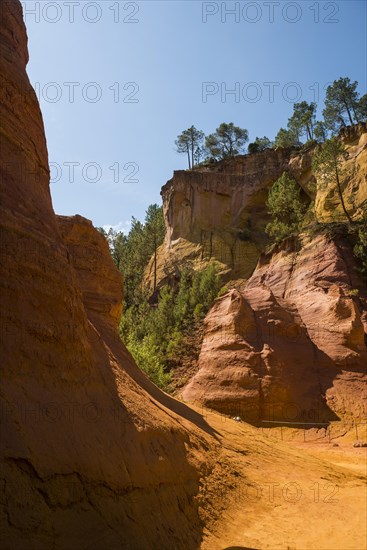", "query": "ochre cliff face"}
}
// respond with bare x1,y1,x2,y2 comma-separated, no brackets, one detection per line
182,233,367,422
146,148,303,286
147,125,366,421
0,3,220,548
314,125,367,222
145,124,367,289
57,215,123,330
